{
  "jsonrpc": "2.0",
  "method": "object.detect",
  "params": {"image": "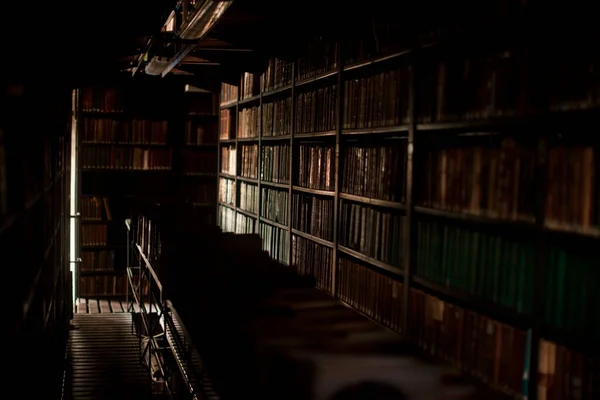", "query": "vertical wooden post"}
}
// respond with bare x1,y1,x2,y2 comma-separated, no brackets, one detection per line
332,41,343,295
528,135,547,400
288,62,296,266
402,51,417,336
